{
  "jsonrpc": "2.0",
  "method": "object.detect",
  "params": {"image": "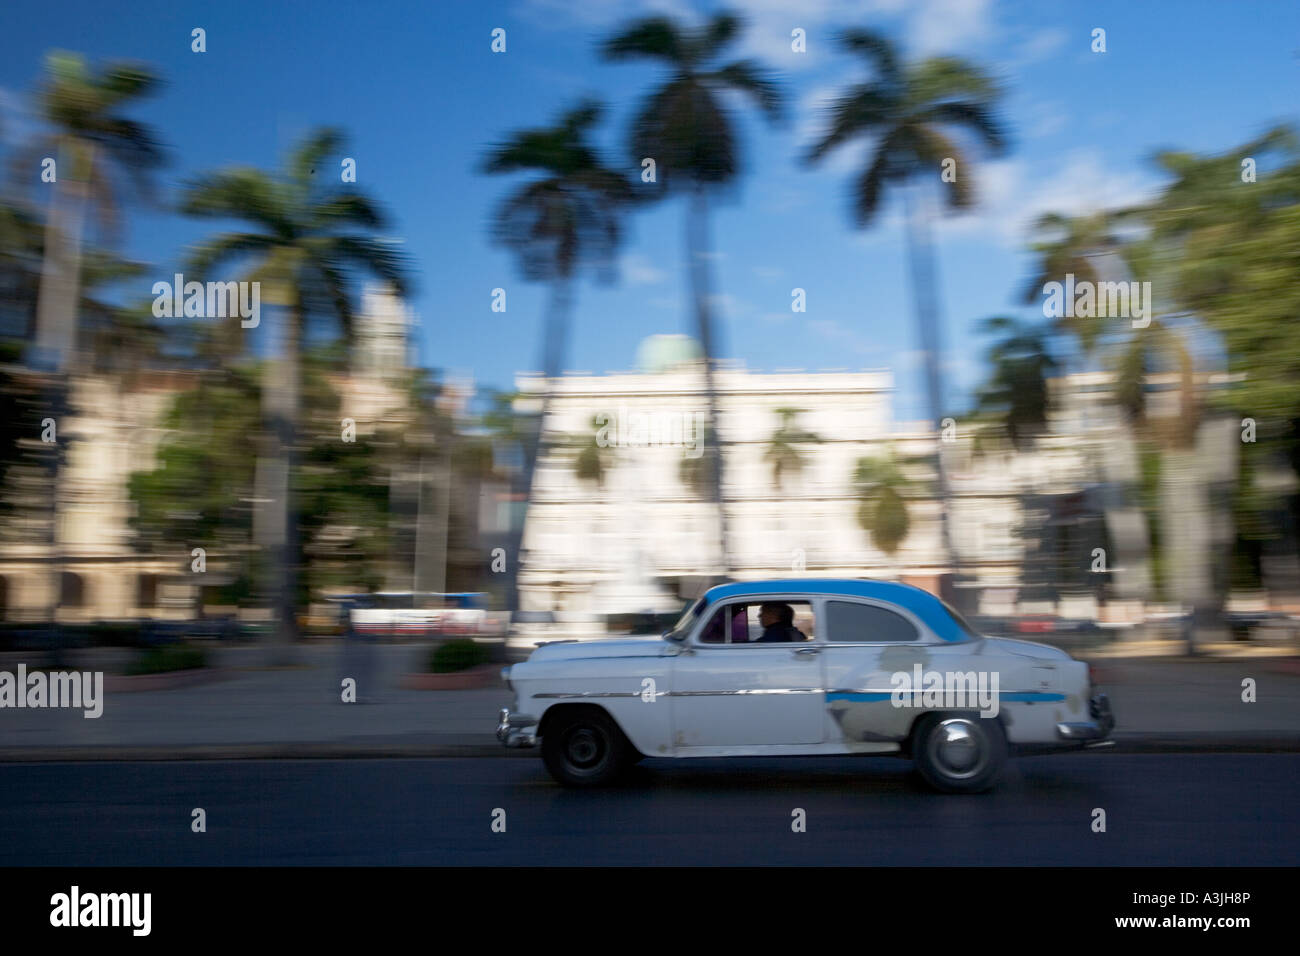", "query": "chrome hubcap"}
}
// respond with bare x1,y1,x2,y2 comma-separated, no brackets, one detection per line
929,718,987,779
566,727,603,767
